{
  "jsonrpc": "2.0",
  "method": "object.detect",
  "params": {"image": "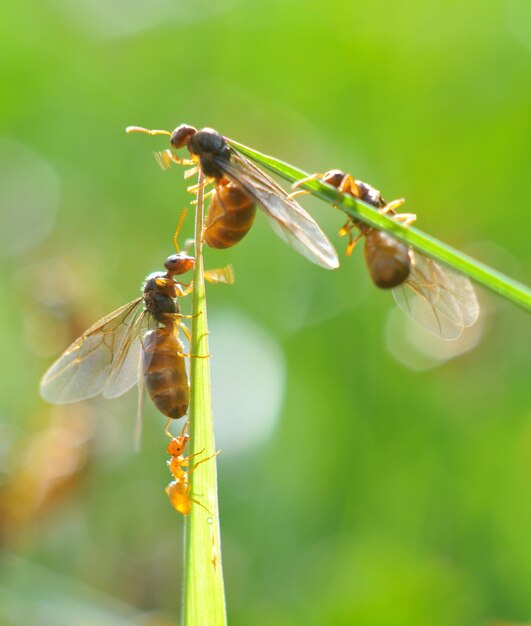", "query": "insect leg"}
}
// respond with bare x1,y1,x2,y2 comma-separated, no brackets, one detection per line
176,319,192,343
187,450,221,474
168,310,198,321
338,174,363,198
379,198,405,215
184,165,199,179
201,213,226,241
155,149,195,169
182,448,208,464
154,150,174,170
338,219,363,256
338,219,355,238
378,198,416,226
187,177,212,195
288,172,323,199
169,450,204,477
165,417,189,440
200,185,231,240
191,186,216,207
178,350,210,359
393,213,417,226
202,188,216,200
187,496,214,517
